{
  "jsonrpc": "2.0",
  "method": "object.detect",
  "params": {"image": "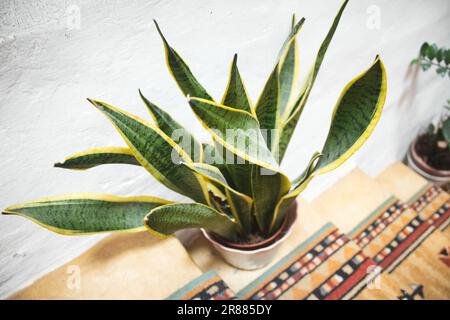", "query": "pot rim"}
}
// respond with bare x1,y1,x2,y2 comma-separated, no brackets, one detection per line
409,138,450,179
201,204,297,255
